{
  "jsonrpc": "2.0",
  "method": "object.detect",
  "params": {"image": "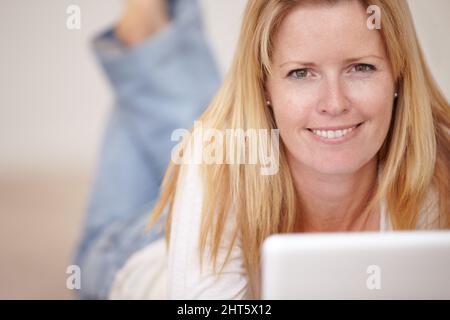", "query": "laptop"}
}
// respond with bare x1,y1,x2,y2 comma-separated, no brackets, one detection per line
261,231,450,299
